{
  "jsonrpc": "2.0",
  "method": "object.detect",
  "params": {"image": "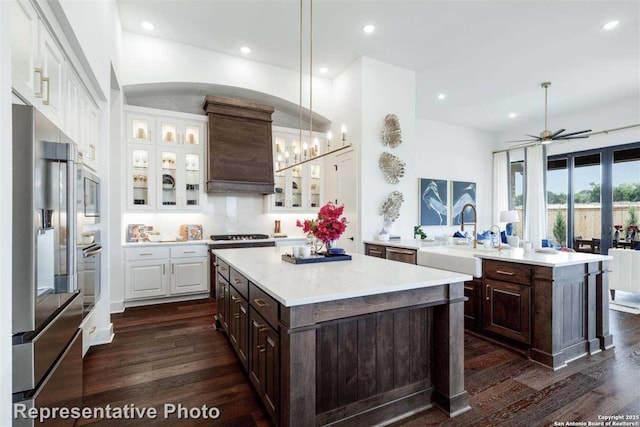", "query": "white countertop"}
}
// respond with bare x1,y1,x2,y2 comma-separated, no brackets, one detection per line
213,246,471,307
122,236,308,248
363,239,441,250
472,247,612,267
